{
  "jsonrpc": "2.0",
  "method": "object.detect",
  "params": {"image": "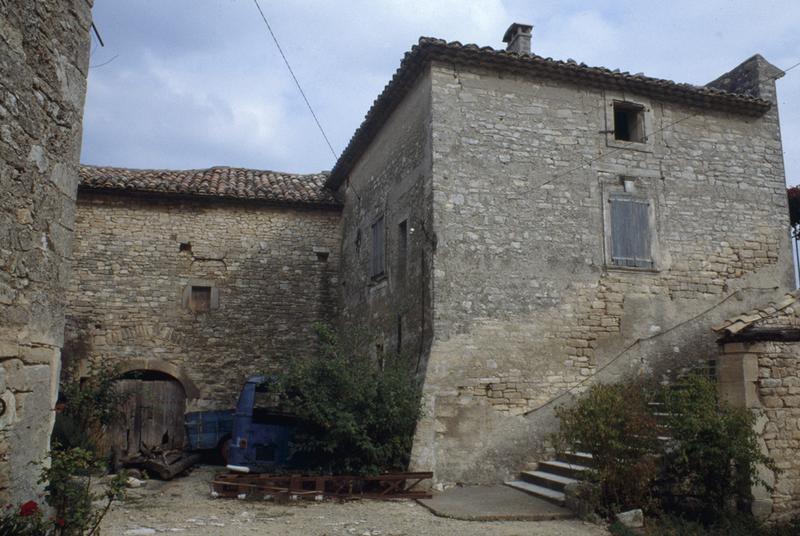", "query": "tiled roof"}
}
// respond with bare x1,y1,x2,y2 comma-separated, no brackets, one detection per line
327,38,773,190
79,165,340,207
713,290,800,335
